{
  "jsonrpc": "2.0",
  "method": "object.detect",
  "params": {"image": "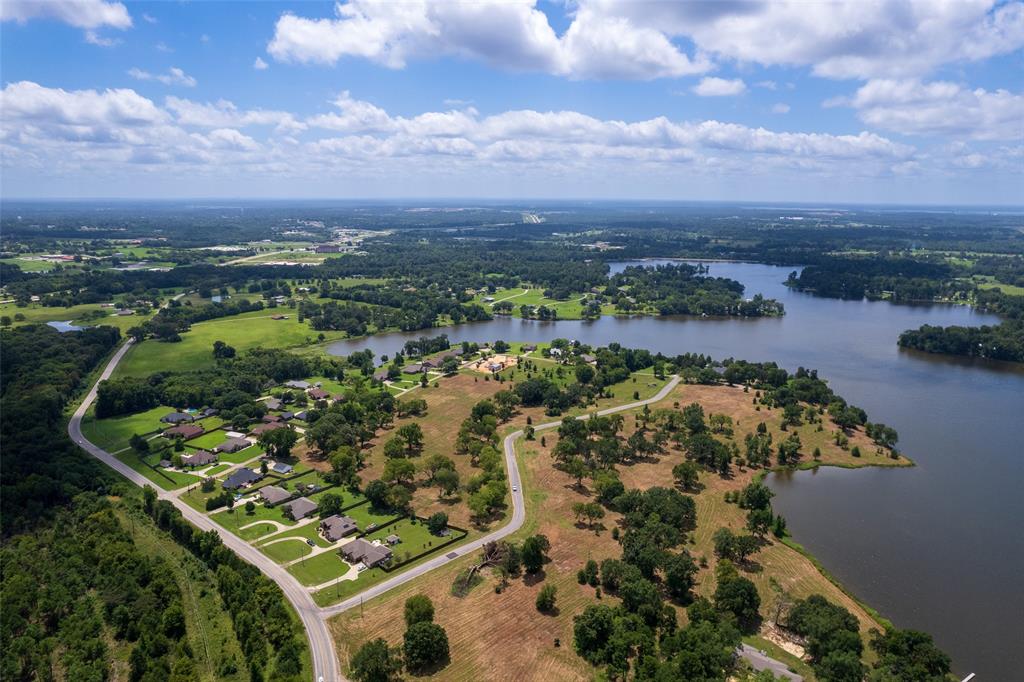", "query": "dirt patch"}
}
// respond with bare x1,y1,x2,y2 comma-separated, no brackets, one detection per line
467,354,518,374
